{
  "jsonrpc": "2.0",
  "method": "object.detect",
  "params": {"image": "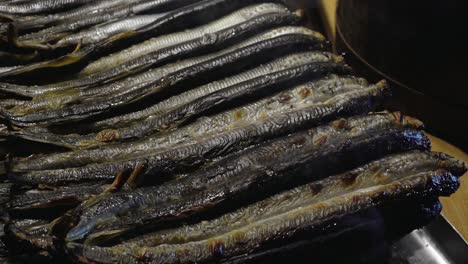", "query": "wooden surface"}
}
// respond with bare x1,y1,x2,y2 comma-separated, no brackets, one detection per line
431,135,468,240
318,0,468,240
